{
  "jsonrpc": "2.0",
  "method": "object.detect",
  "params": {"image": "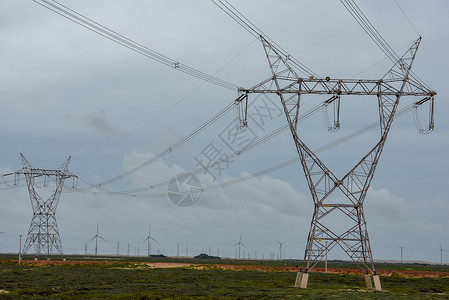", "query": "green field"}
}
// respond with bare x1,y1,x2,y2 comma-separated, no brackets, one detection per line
0,255,448,299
